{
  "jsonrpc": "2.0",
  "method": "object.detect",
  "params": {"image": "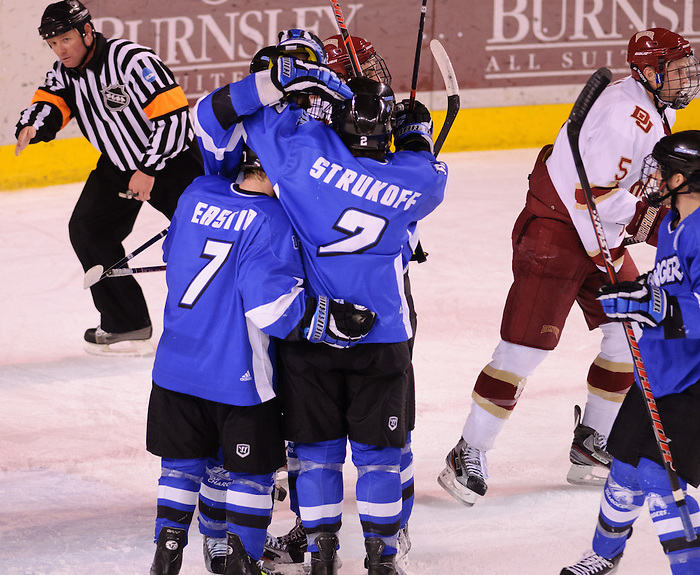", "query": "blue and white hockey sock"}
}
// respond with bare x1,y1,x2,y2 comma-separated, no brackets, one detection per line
400,434,414,529
592,459,644,559
226,472,275,560
295,439,346,552
198,453,230,538
352,440,402,555
637,458,700,574
155,457,206,543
